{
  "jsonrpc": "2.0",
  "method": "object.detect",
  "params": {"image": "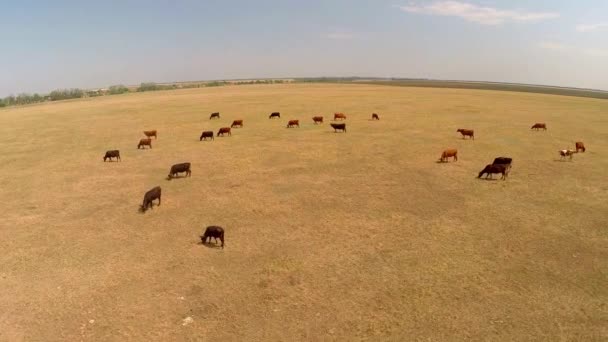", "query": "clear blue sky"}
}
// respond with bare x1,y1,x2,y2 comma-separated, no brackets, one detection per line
1,0,607,96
